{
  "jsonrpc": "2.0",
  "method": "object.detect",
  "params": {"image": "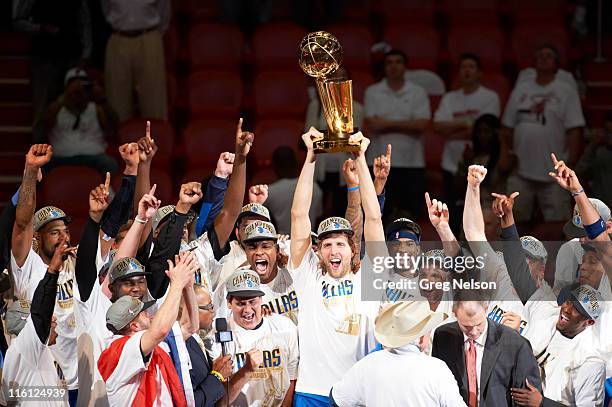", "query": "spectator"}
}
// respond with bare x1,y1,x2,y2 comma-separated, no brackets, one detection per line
454,114,506,222
42,68,119,175
305,67,364,217
434,54,500,228
501,44,585,224
365,49,430,221
576,112,612,207
267,146,323,234
12,0,92,123
101,0,170,122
